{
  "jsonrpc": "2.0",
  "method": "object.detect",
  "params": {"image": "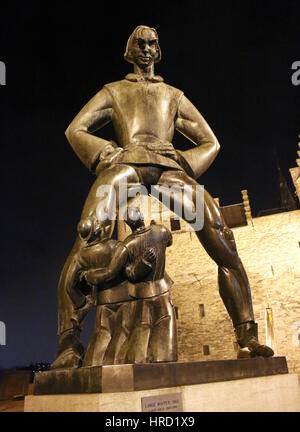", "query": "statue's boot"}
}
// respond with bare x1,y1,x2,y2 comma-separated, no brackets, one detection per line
51,327,84,369
235,321,274,359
